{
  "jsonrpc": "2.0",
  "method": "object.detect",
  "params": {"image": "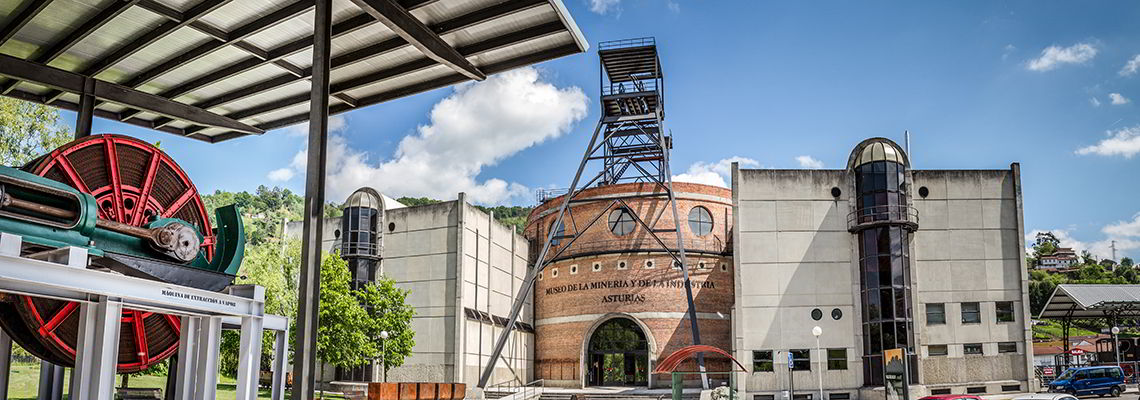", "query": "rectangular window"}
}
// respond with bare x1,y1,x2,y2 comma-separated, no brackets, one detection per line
752,350,773,372
928,345,948,356
926,303,946,325
791,349,811,371
827,349,847,370
998,342,1017,353
996,301,1015,323
964,343,983,355
829,394,851,400
930,389,952,395
754,396,775,400
966,387,986,394
961,302,981,324
1002,385,1021,392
